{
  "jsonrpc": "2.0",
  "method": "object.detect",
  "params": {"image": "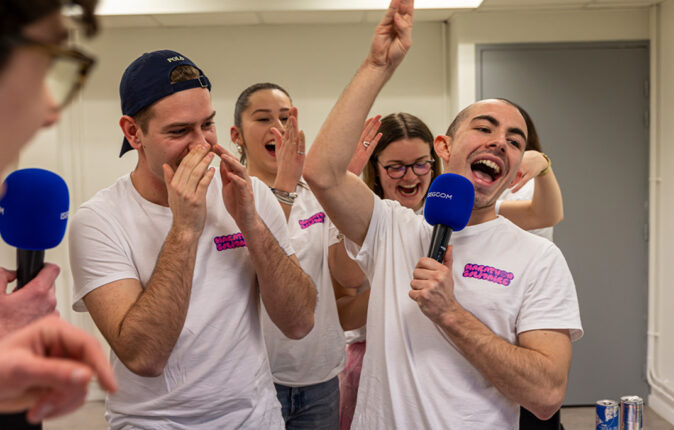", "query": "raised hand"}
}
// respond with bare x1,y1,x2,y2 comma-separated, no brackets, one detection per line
0,315,117,423
367,0,414,72
214,145,261,234
510,150,549,193
272,107,305,191
0,264,59,339
409,246,458,325
162,144,215,236
348,115,383,175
